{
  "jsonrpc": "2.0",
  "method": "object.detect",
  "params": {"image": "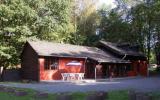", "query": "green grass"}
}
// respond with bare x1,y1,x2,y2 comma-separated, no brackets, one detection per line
0,87,55,100
150,92,160,100
0,88,159,100
0,92,33,100
0,89,129,100
108,90,129,100
71,92,87,100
